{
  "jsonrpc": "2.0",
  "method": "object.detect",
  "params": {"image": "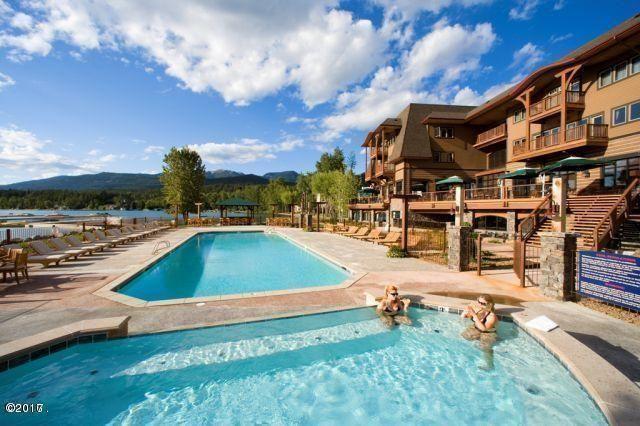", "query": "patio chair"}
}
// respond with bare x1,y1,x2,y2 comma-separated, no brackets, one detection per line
0,248,29,283
84,231,118,247
347,227,370,238
379,233,402,246
29,240,75,265
95,230,129,245
50,238,93,257
342,226,368,237
368,232,399,245
66,235,109,252
353,228,382,240
335,226,359,235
